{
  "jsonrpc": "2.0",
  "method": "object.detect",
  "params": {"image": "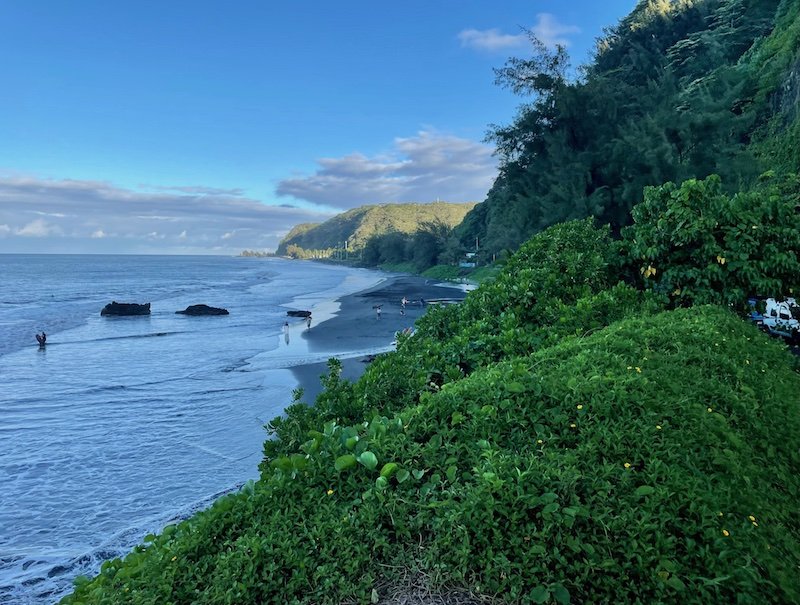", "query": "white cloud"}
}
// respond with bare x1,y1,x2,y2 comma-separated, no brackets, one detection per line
0,176,333,253
16,218,63,237
276,131,496,209
458,14,580,52
532,13,581,48
458,28,527,52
